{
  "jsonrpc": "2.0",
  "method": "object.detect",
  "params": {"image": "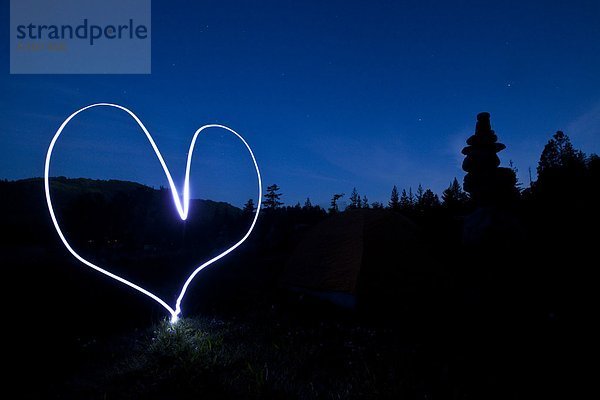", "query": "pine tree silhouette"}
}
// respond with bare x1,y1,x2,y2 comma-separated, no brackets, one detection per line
362,195,370,209
442,178,468,209
400,189,411,210
388,185,400,210
303,197,313,209
348,187,361,209
329,193,344,214
421,189,440,209
264,184,283,209
242,198,255,215
537,131,586,176
416,184,424,205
